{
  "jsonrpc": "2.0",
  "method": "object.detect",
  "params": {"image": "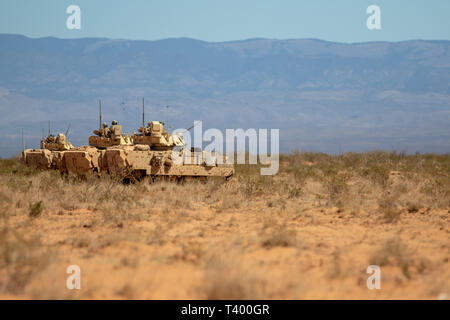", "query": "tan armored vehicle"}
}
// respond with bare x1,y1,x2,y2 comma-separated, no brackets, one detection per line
101,120,234,181
22,133,73,171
